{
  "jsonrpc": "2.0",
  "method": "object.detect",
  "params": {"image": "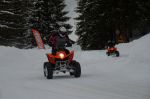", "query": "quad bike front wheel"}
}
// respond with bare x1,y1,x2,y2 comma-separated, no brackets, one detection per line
115,51,120,57
70,61,81,78
43,62,53,79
